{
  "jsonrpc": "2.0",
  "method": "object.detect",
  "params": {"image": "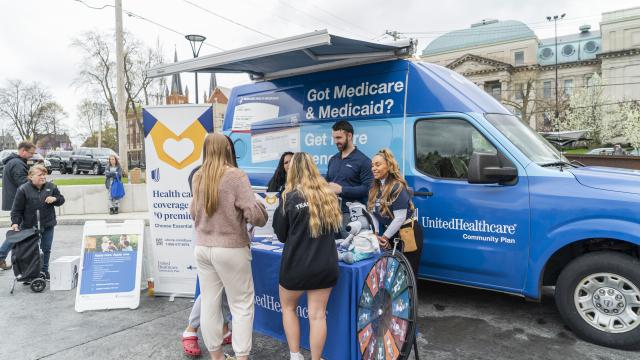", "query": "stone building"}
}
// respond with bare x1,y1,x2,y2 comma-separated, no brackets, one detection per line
421,7,640,130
